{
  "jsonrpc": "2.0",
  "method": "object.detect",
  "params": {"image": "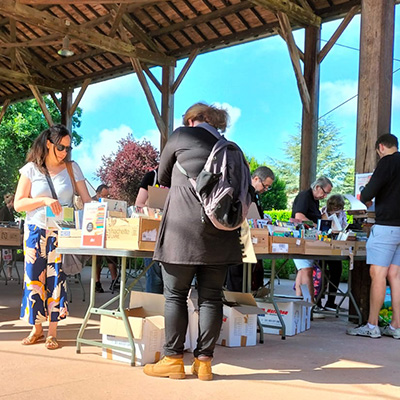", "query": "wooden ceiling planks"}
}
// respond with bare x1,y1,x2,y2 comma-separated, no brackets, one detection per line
0,0,368,104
